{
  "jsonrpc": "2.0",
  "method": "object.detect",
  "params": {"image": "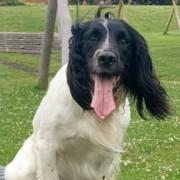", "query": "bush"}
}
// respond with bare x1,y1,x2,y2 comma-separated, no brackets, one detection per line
69,0,176,5
112,0,171,5
0,0,24,6
133,0,171,5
